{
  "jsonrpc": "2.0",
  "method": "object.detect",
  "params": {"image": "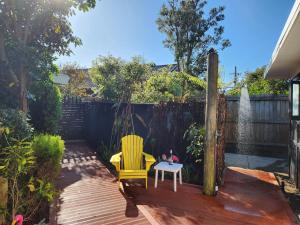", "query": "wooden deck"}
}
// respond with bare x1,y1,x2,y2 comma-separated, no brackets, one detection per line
50,142,150,225
51,143,296,225
125,168,297,225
